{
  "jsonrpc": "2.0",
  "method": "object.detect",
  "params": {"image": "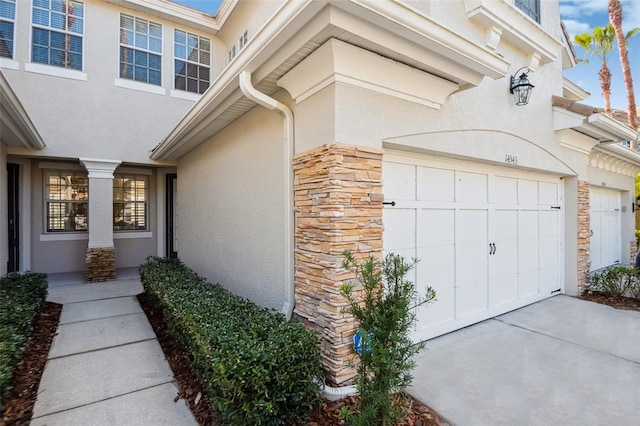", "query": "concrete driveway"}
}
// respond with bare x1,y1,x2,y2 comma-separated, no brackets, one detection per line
408,295,640,426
